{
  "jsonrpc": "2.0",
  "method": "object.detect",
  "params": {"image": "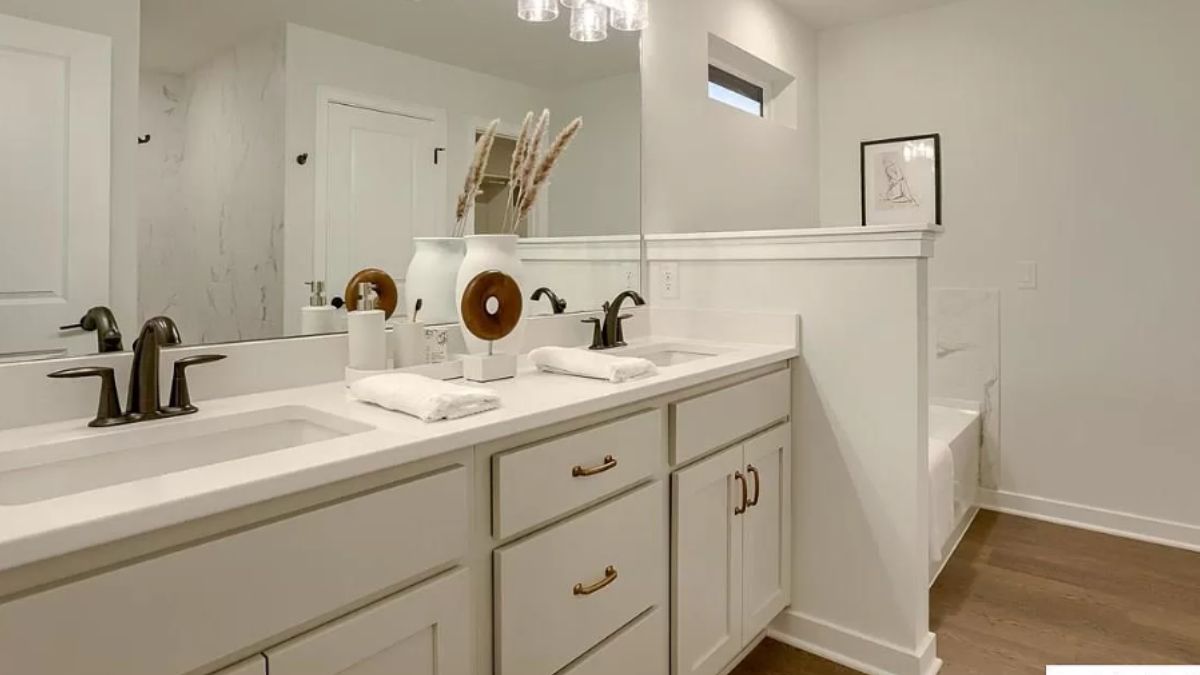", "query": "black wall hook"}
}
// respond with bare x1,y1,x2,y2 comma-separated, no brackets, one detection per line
296,153,309,165
137,134,151,145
